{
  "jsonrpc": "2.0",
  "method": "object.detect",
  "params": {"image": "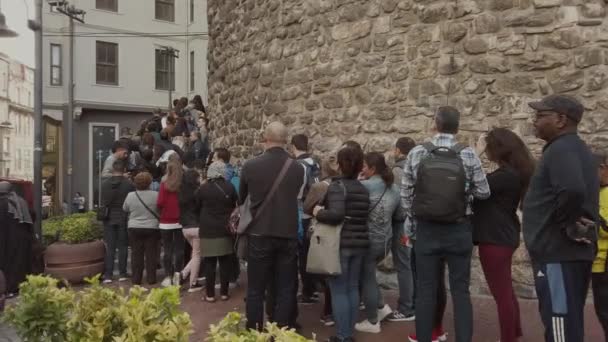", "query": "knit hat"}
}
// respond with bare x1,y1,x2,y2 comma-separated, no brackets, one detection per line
207,161,226,180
